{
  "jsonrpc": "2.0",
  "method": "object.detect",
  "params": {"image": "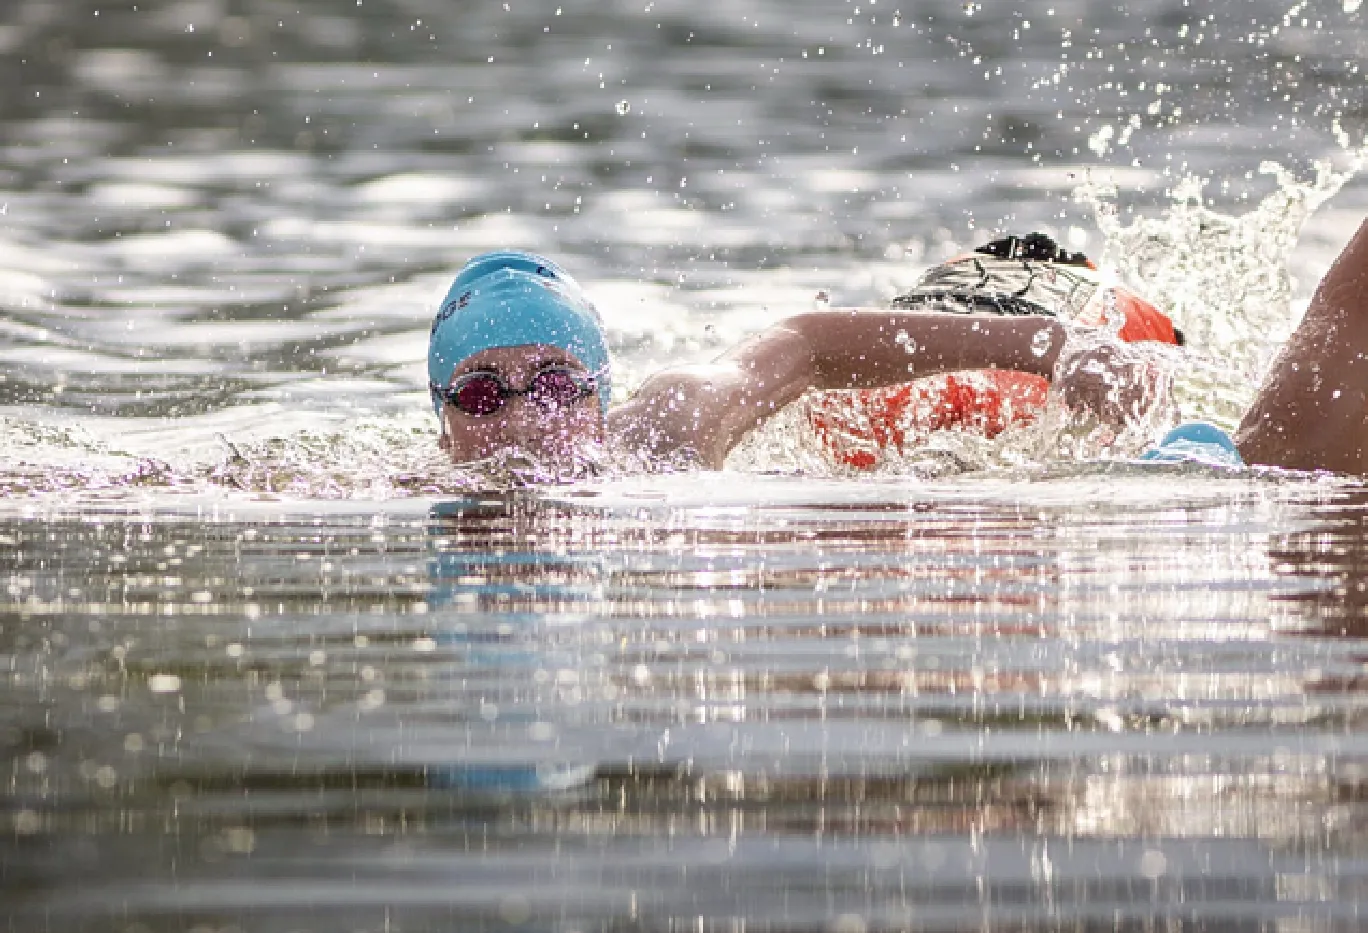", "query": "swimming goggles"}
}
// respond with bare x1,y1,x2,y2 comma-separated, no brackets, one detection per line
431,366,597,417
